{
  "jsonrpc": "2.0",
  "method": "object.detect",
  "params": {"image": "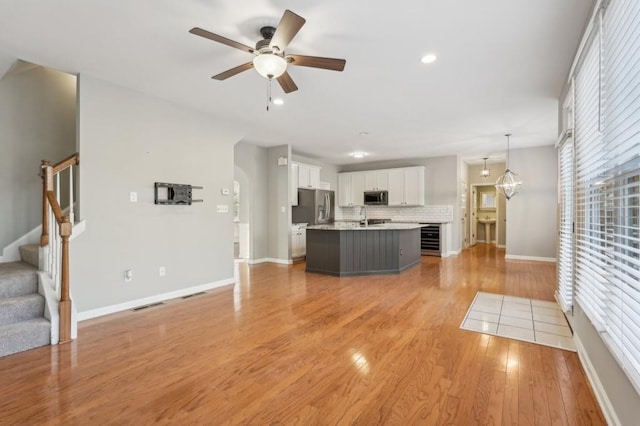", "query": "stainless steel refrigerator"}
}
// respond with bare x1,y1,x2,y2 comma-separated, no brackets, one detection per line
292,188,335,225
